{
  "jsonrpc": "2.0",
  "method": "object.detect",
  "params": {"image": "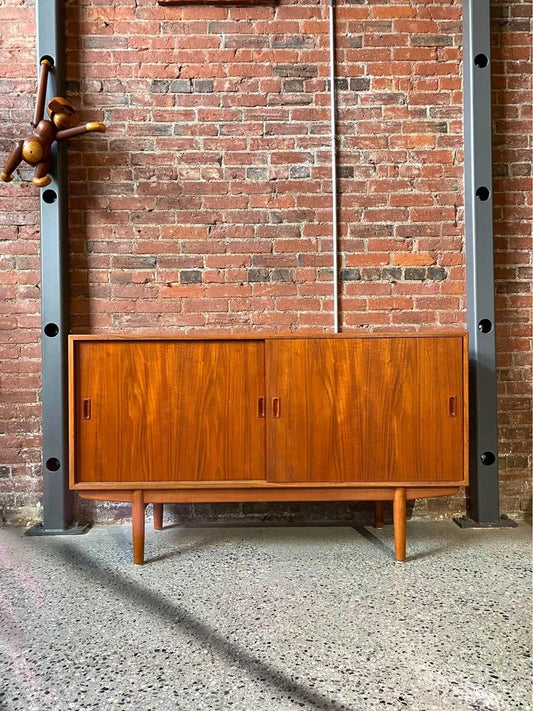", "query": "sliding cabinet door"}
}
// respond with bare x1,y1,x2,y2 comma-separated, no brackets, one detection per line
266,339,365,483
73,340,266,484
355,337,465,483
266,337,465,484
